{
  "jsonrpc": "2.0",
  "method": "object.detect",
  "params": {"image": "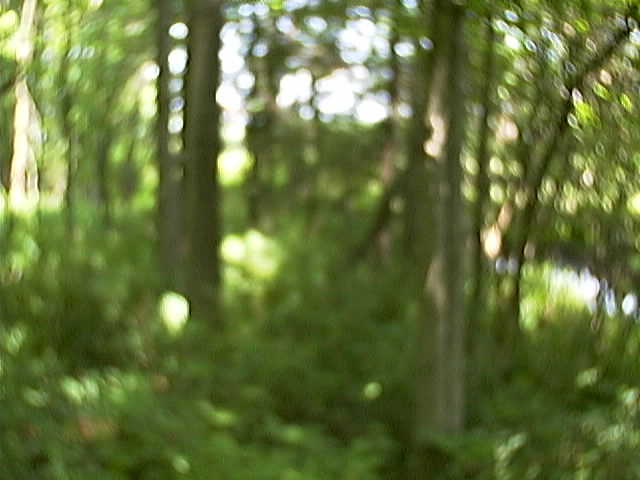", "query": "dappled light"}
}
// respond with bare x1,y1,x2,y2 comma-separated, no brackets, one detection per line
218,147,253,185
222,229,282,281
159,291,189,336
363,381,382,401
2,0,640,478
